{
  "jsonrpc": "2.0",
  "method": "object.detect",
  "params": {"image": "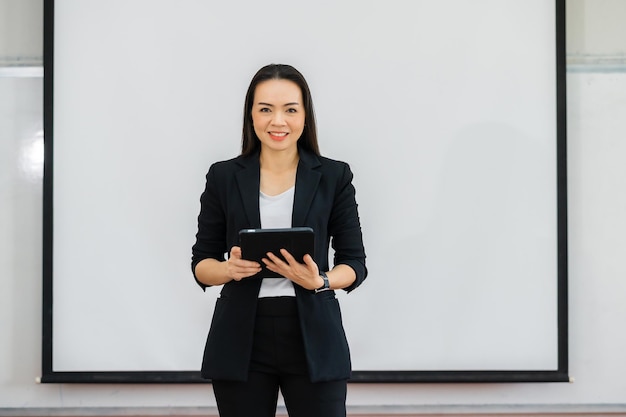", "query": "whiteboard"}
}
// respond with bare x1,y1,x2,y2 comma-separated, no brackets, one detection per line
42,0,567,382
